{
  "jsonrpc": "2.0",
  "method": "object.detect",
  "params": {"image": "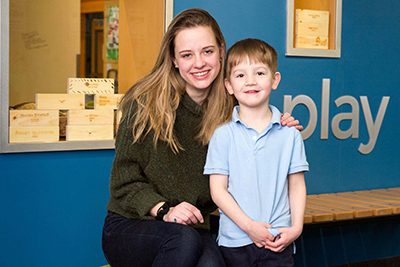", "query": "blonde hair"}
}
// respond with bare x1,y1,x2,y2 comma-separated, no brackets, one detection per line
120,8,233,153
225,38,278,79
